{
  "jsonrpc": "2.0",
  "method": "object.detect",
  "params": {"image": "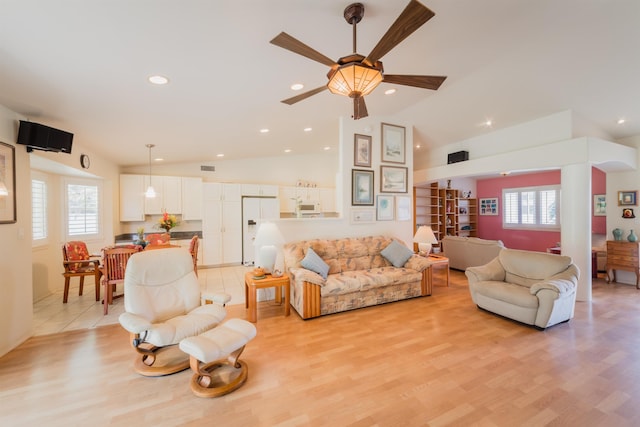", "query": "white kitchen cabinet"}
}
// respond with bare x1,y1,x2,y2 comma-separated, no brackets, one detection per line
319,187,335,212
202,183,242,265
181,177,203,220
295,186,320,202
144,175,183,215
241,184,279,197
120,174,145,221
279,186,297,212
